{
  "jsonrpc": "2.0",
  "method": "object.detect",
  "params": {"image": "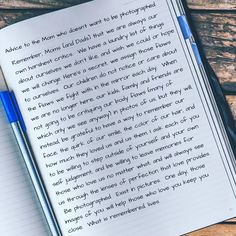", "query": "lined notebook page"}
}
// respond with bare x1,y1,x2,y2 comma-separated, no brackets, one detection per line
0,103,51,236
